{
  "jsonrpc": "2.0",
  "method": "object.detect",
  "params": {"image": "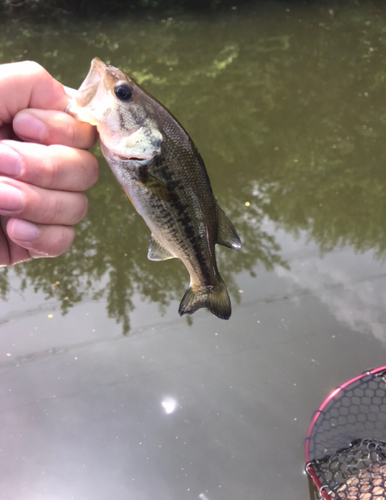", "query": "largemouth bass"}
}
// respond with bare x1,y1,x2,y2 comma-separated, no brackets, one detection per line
68,58,241,319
